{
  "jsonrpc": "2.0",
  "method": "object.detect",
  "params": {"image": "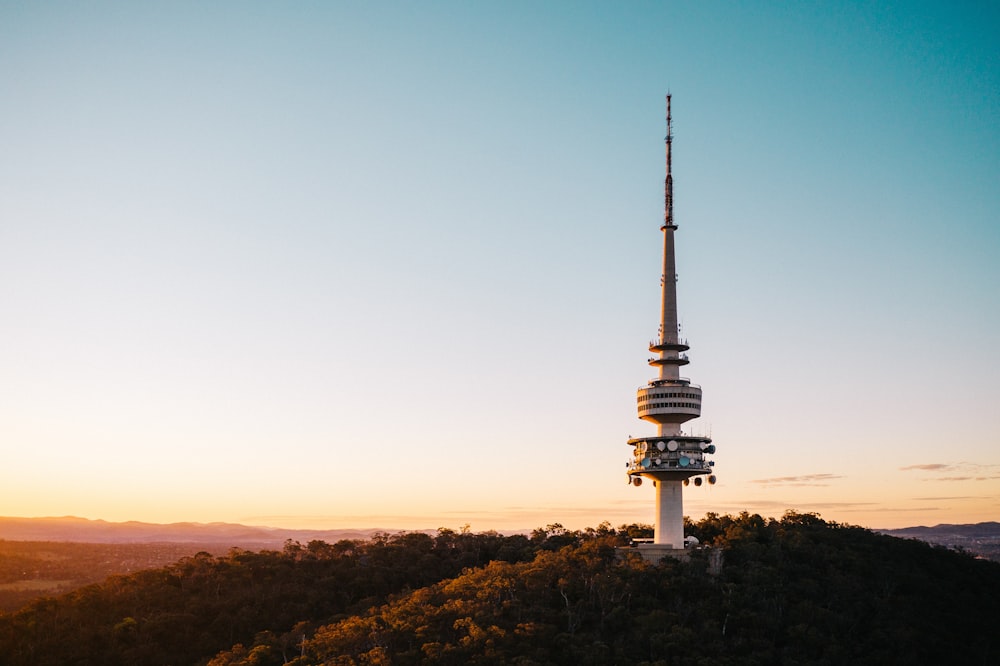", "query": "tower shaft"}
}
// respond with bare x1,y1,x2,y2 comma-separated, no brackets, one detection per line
654,479,684,547
658,227,680,388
